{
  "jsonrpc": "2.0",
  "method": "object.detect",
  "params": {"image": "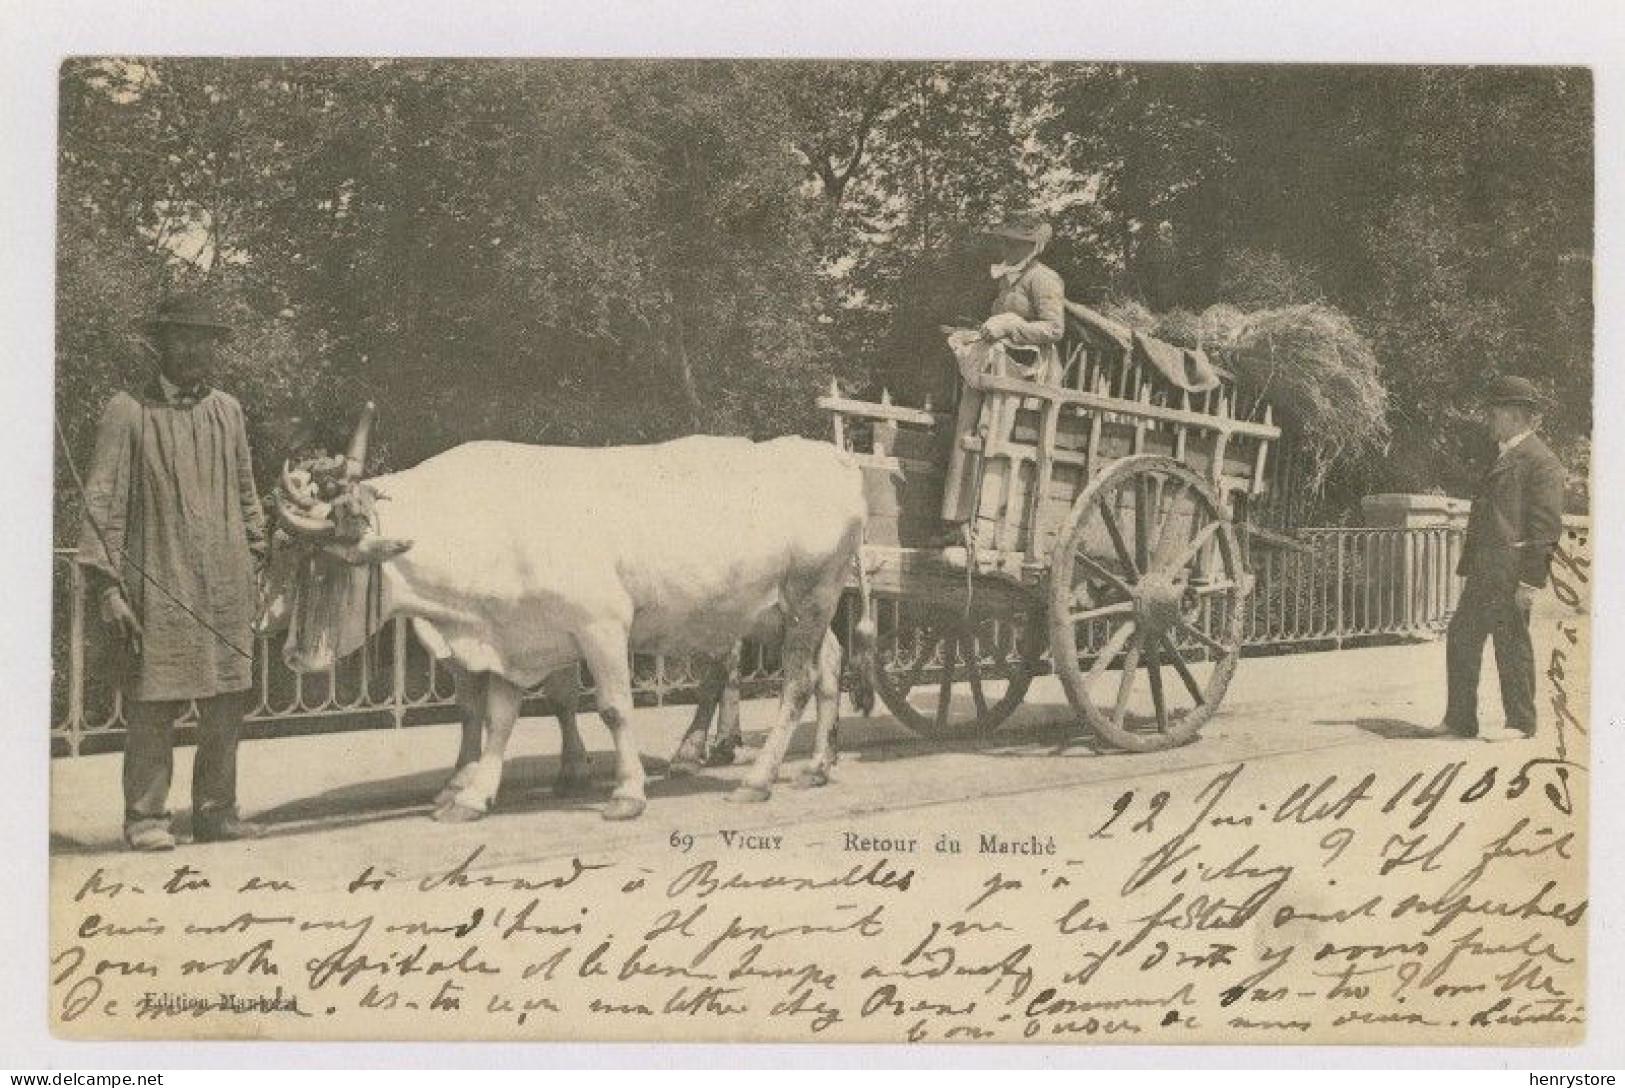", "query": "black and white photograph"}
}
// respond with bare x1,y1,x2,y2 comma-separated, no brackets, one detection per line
7,4,1615,1065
